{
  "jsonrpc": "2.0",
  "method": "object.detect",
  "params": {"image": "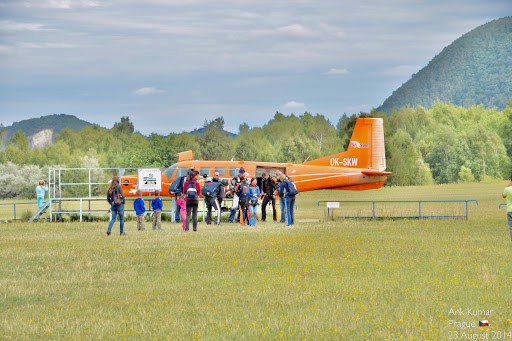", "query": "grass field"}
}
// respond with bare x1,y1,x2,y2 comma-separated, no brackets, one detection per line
1,182,511,340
